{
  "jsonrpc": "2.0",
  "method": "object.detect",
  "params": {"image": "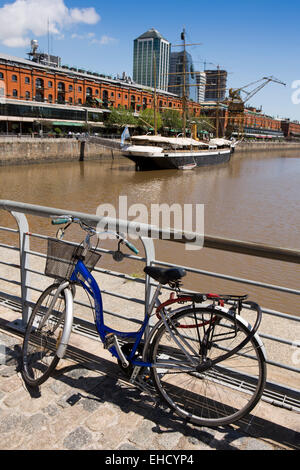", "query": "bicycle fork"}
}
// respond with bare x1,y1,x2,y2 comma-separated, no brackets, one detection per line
54,282,74,359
